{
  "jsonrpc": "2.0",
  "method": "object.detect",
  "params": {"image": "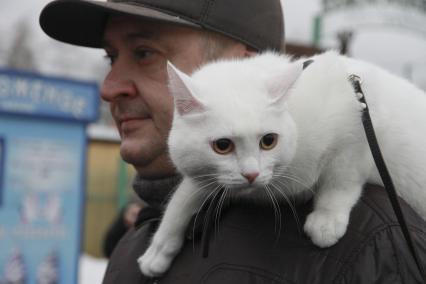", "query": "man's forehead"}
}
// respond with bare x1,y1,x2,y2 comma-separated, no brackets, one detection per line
103,15,189,45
